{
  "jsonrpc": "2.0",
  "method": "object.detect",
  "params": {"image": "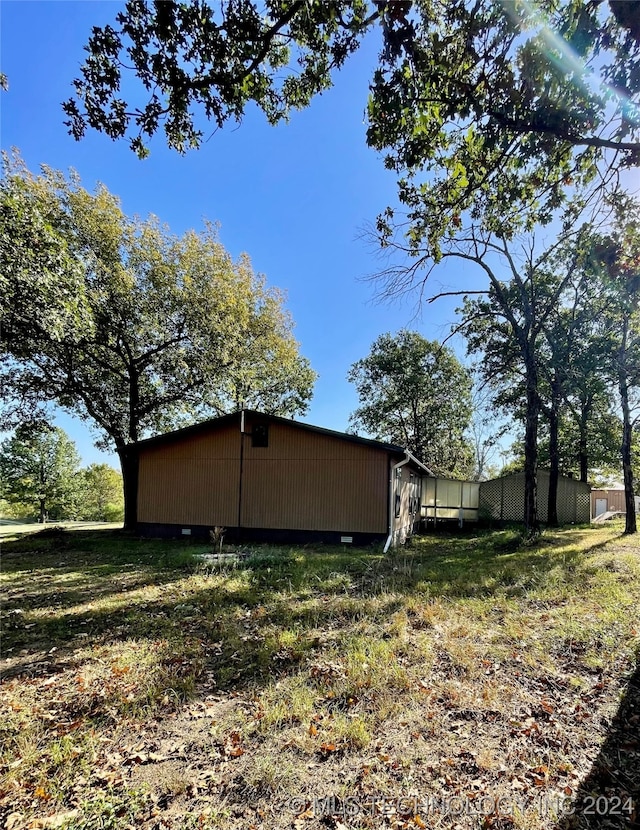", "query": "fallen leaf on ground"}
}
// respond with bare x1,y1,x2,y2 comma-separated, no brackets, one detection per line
28,810,79,829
